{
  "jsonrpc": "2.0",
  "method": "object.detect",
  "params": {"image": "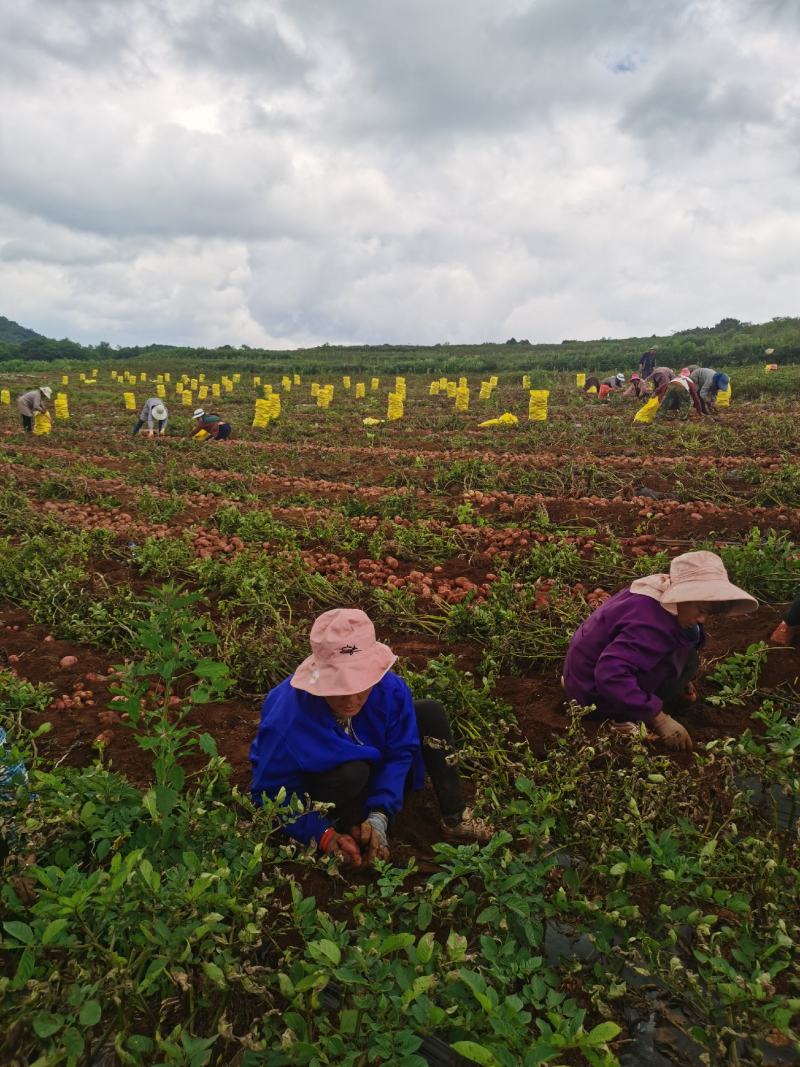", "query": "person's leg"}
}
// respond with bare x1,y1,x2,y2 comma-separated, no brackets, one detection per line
132,419,144,436
413,699,465,821
655,650,699,712
157,420,166,435
21,415,32,432
784,596,800,627
217,423,231,440
679,391,692,420
304,760,371,831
